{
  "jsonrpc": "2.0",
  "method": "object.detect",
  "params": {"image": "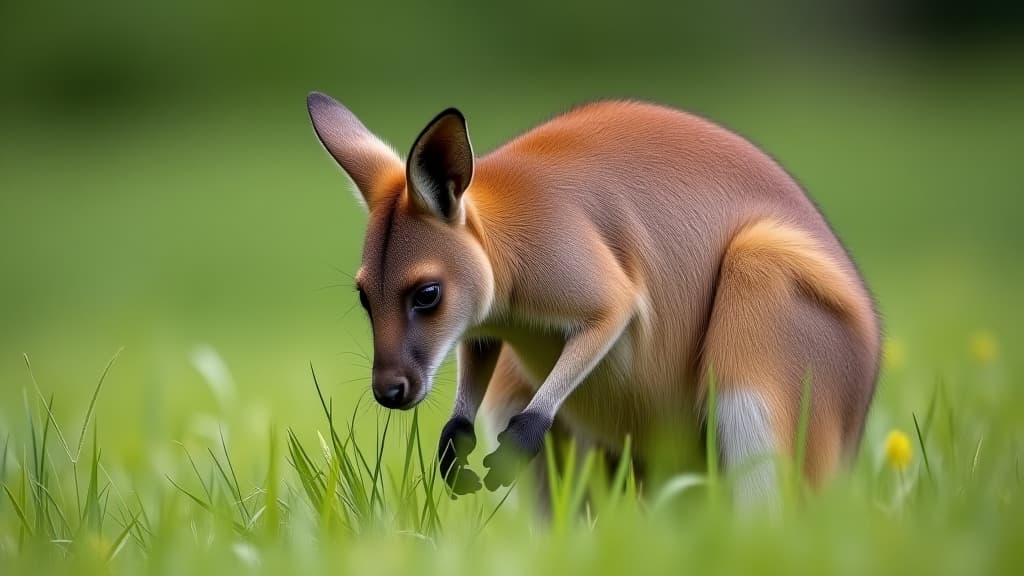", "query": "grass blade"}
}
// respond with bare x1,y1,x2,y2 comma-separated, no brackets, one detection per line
106,512,140,563
971,436,983,479
2,482,34,537
0,433,8,486
399,409,419,504
652,473,708,510
220,427,250,522
176,442,215,505
24,354,74,461
912,412,933,485
544,436,562,526
263,425,280,536
705,368,719,498
475,482,516,538
920,378,941,446
287,429,325,510
608,435,633,509
413,407,441,534
794,370,813,484
166,476,246,534
566,449,596,521
30,477,72,536
75,347,123,463
83,424,102,531
369,410,392,515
